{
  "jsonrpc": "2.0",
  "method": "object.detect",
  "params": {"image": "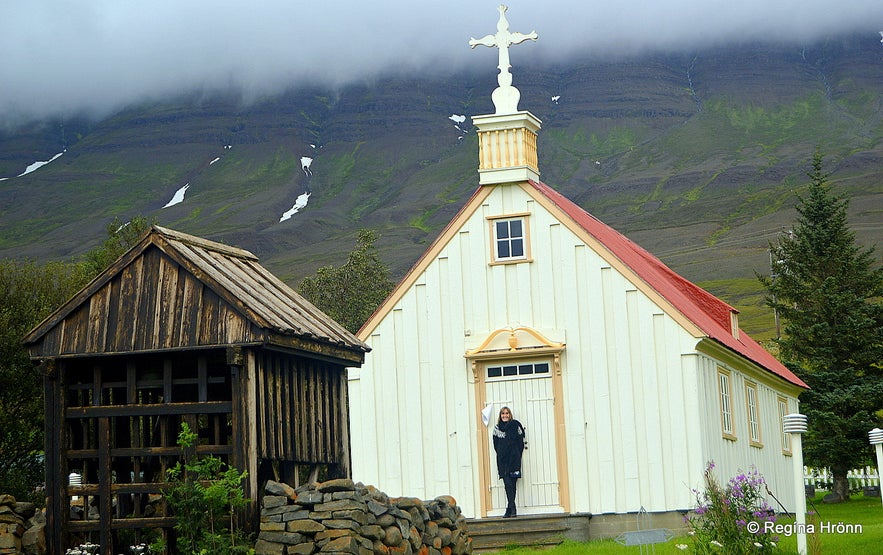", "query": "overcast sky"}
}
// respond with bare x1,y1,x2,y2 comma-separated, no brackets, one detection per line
2,0,882,127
